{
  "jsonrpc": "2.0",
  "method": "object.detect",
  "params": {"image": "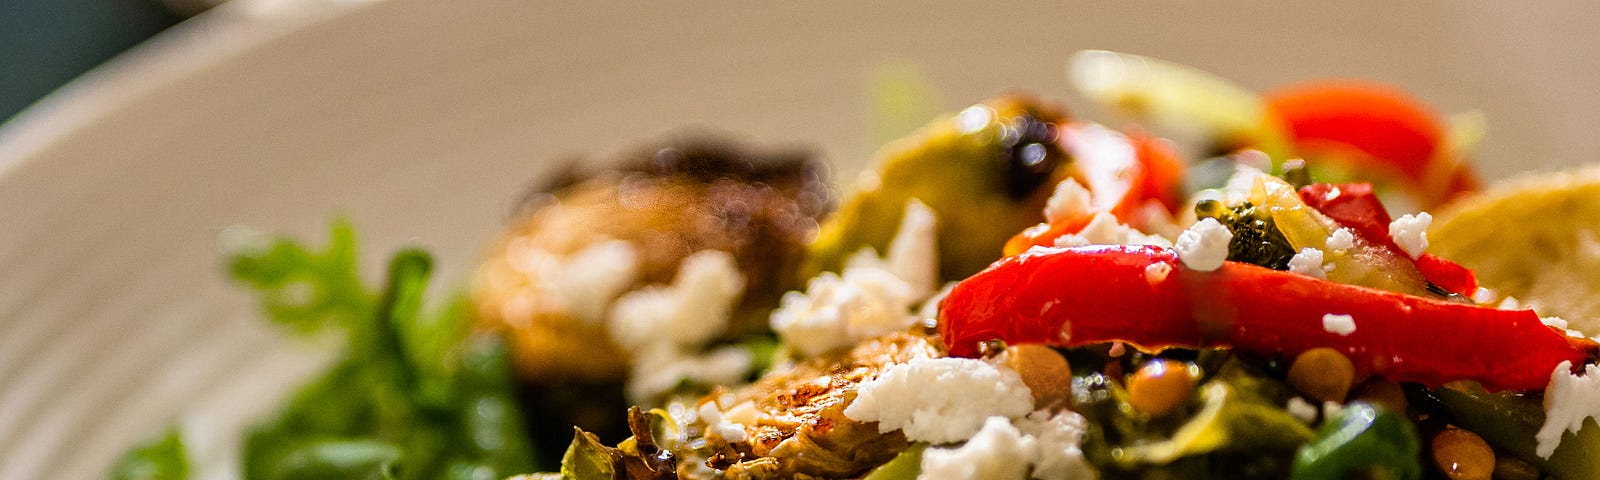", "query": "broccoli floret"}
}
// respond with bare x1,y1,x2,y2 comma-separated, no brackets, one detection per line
1194,200,1297,270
